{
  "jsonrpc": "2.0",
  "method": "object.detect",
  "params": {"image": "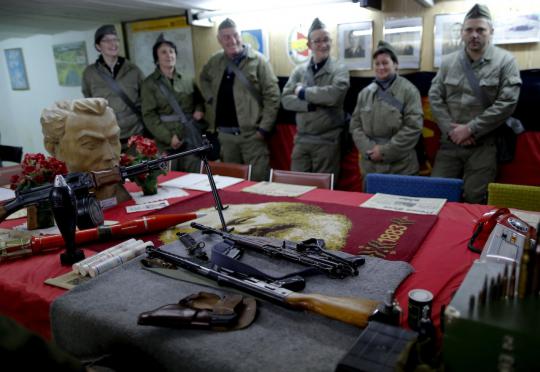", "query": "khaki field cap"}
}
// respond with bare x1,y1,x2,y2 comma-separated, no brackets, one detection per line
373,40,398,63
308,17,326,38
218,18,236,30
464,4,492,21
94,25,117,45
